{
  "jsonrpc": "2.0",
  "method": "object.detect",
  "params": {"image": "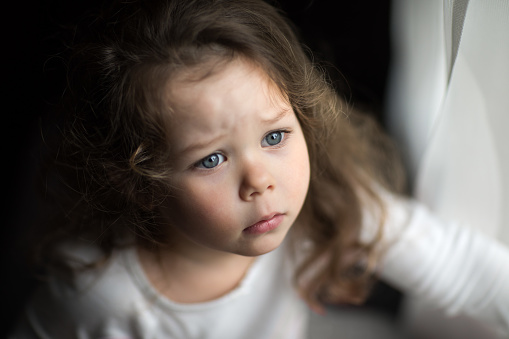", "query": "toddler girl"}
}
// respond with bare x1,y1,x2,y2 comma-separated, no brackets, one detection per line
12,0,509,338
